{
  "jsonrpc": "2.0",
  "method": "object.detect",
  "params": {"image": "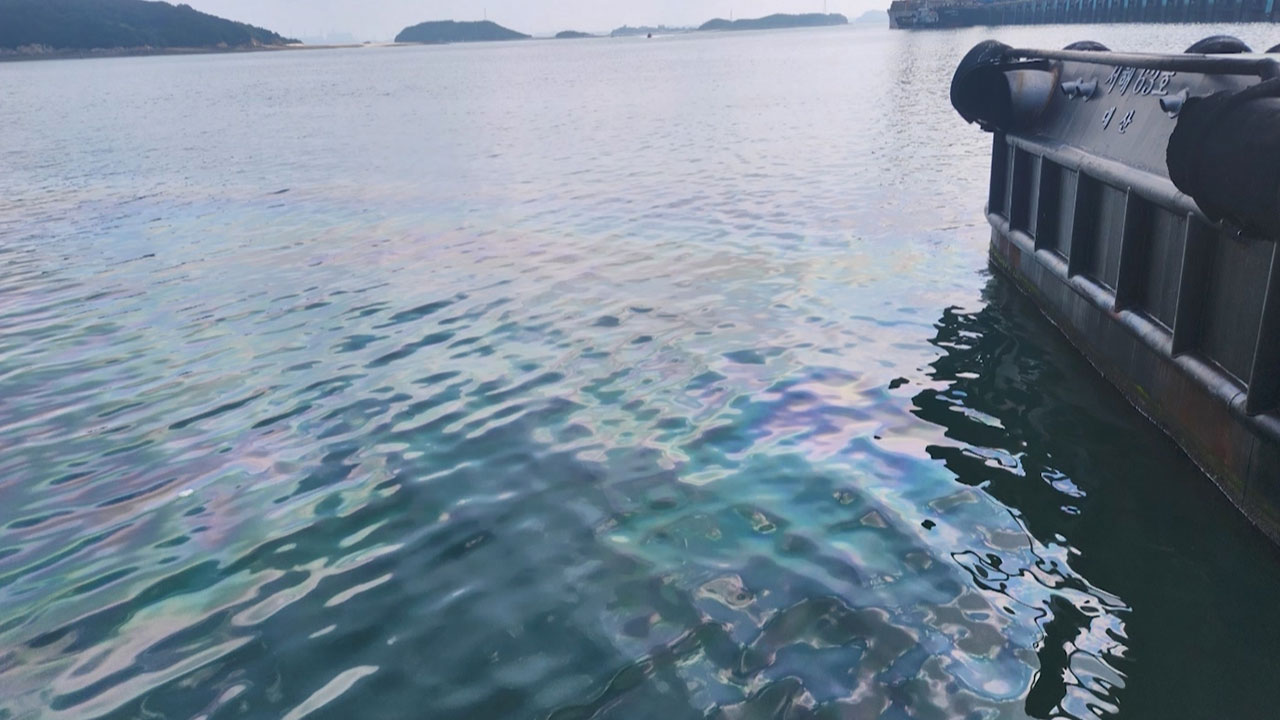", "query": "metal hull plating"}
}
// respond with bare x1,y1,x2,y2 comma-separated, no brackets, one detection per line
975,49,1280,542
989,221,1280,543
